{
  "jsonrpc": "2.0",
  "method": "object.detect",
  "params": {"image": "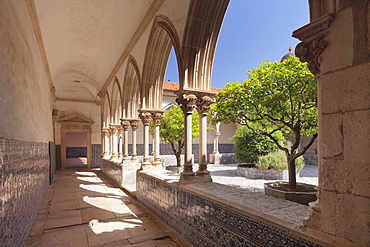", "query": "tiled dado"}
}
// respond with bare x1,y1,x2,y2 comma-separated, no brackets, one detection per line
92,144,101,168
100,159,122,186
0,137,49,247
137,172,321,247
66,147,87,157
